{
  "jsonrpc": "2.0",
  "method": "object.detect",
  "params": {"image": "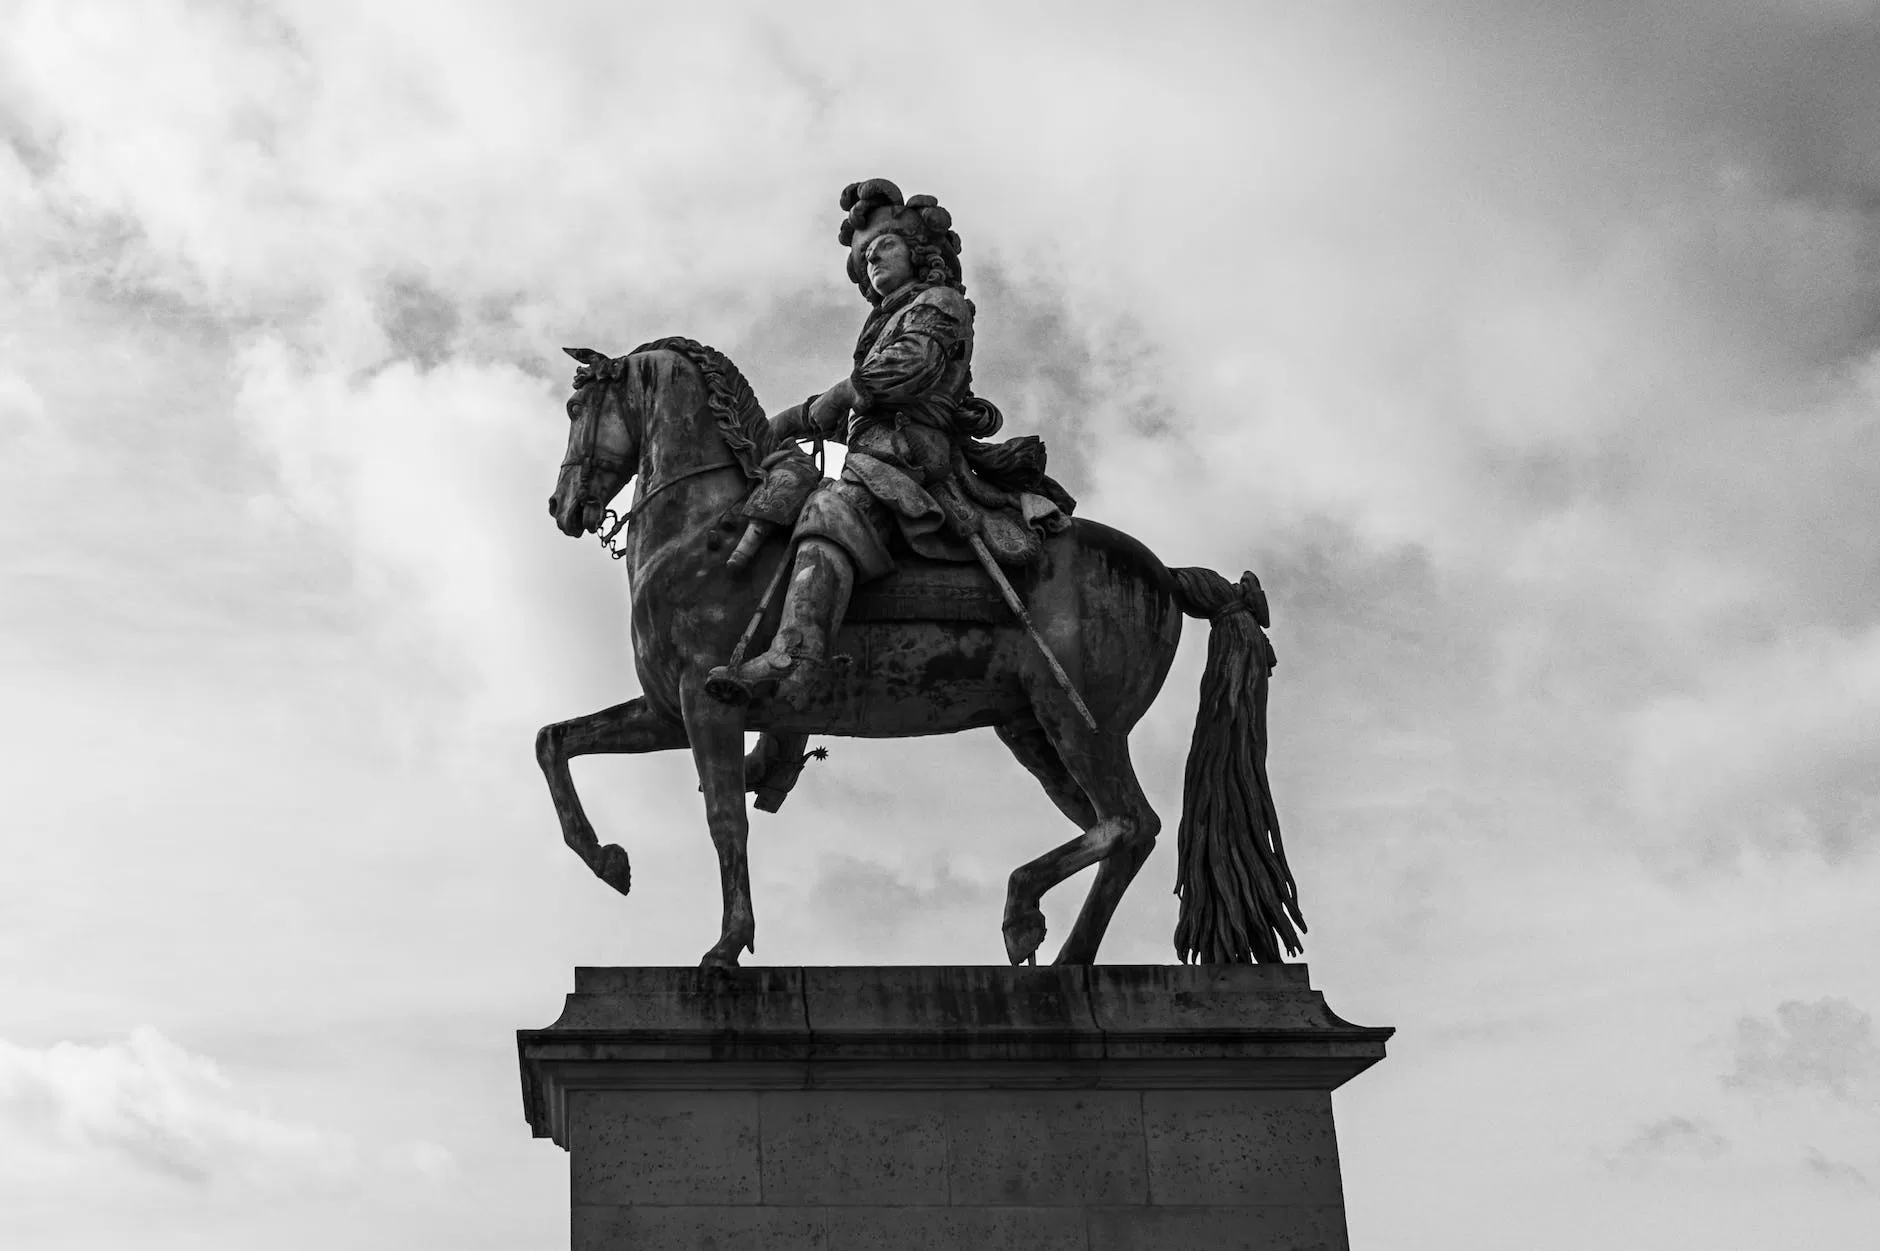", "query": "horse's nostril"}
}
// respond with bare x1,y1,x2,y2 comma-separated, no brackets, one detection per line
548,494,560,516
